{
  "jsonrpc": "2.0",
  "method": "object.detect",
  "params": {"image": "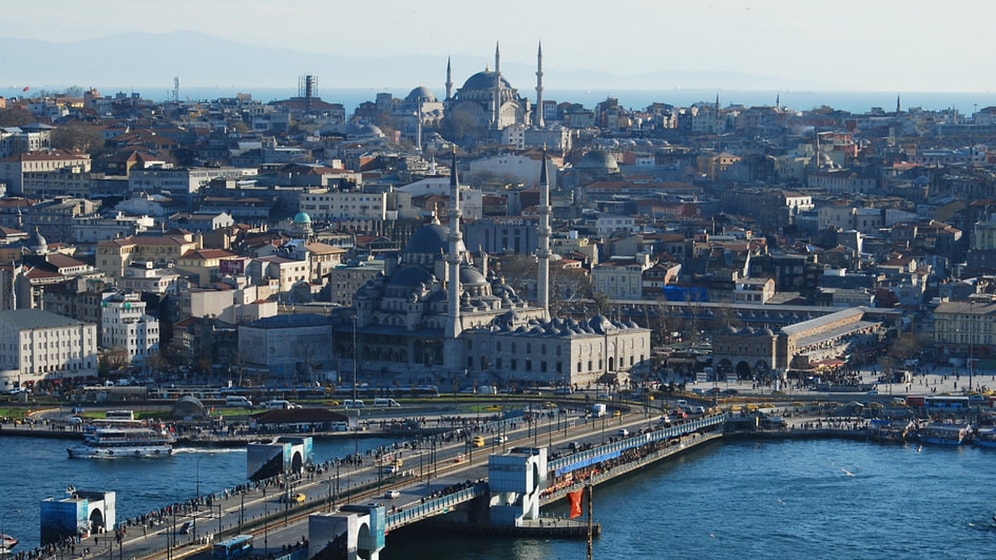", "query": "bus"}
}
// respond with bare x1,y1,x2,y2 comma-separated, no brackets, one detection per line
925,396,970,410
212,535,253,560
